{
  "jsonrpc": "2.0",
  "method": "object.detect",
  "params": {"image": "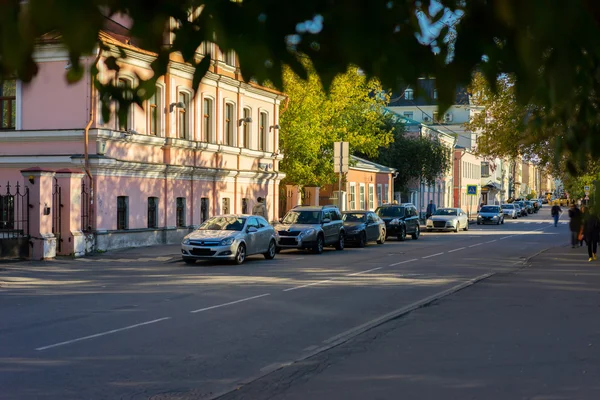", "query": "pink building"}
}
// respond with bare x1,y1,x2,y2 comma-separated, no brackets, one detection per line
0,16,286,257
